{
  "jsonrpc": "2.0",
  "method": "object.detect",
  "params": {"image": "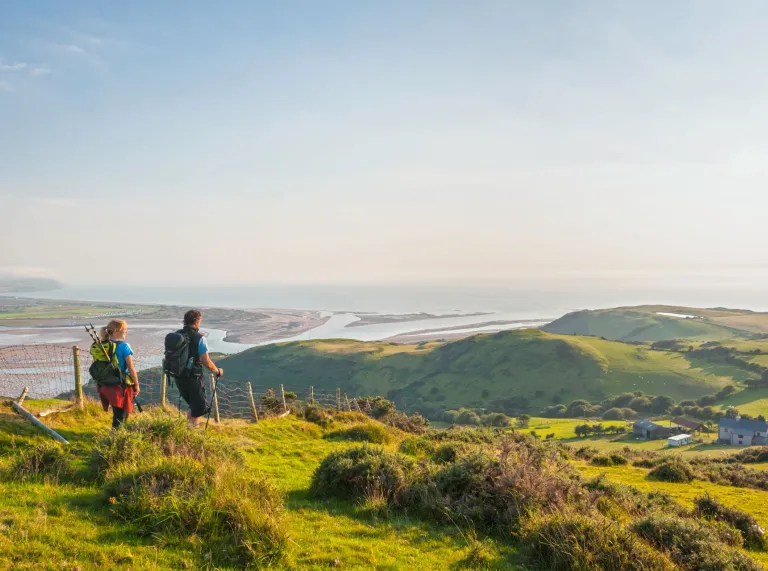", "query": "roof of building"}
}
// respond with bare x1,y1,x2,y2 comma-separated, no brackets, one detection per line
671,417,705,431
634,419,667,430
668,434,692,442
719,417,768,433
